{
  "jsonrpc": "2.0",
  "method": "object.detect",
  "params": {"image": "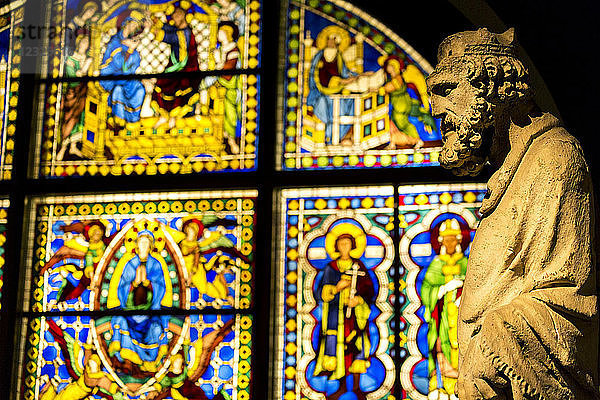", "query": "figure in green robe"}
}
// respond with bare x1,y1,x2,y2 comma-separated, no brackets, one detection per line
379,56,437,149
216,22,242,153
421,218,468,398
58,34,92,160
